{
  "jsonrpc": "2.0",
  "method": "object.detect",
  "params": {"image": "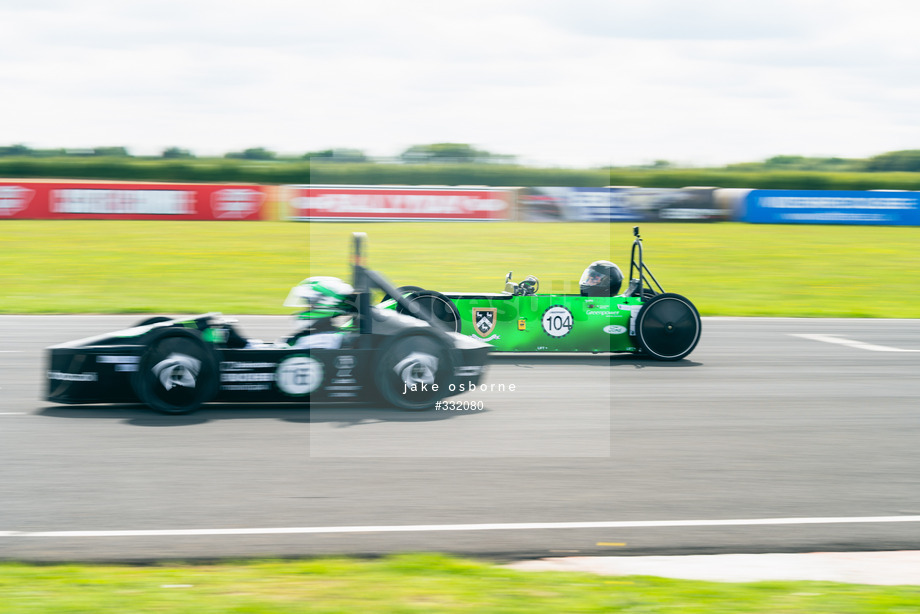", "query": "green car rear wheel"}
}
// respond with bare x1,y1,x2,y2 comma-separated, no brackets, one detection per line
395,289,462,333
